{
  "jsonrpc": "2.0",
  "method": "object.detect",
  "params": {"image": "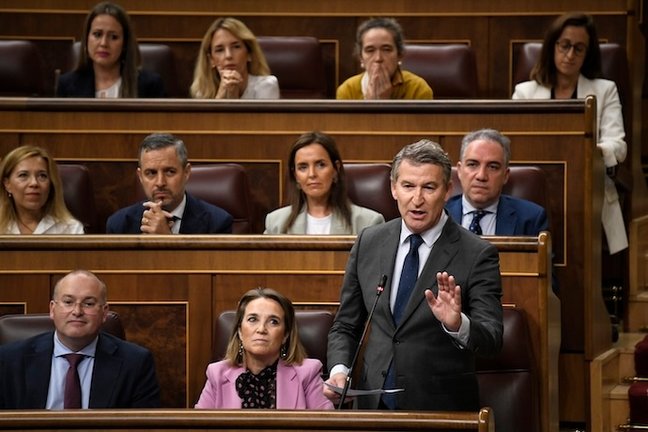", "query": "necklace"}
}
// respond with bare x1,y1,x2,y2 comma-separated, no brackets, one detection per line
17,218,35,234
